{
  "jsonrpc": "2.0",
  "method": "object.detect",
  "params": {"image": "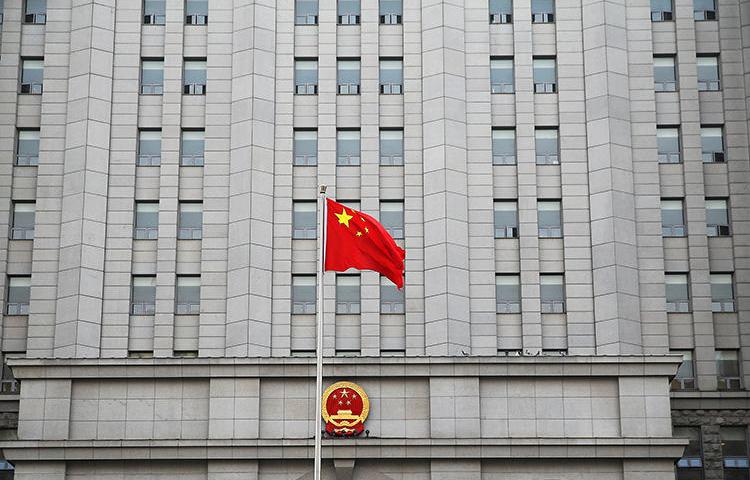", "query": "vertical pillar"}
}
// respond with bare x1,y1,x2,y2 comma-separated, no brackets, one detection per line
53,0,116,357
421,0,471,355
582,0,643,354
